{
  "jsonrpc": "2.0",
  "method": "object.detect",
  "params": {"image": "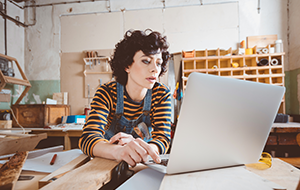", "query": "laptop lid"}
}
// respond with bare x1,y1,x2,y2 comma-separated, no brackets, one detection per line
165,72,285,174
